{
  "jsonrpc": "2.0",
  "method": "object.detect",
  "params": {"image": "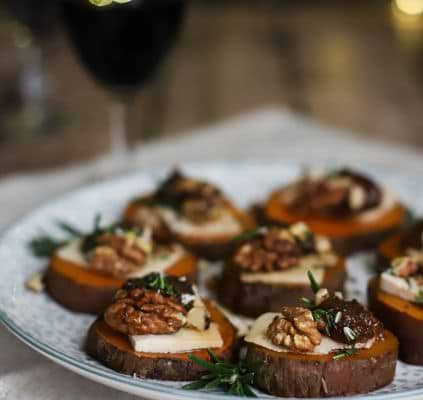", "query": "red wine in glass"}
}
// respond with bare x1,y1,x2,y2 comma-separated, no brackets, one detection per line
60,0,186,158
61,0,185,92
